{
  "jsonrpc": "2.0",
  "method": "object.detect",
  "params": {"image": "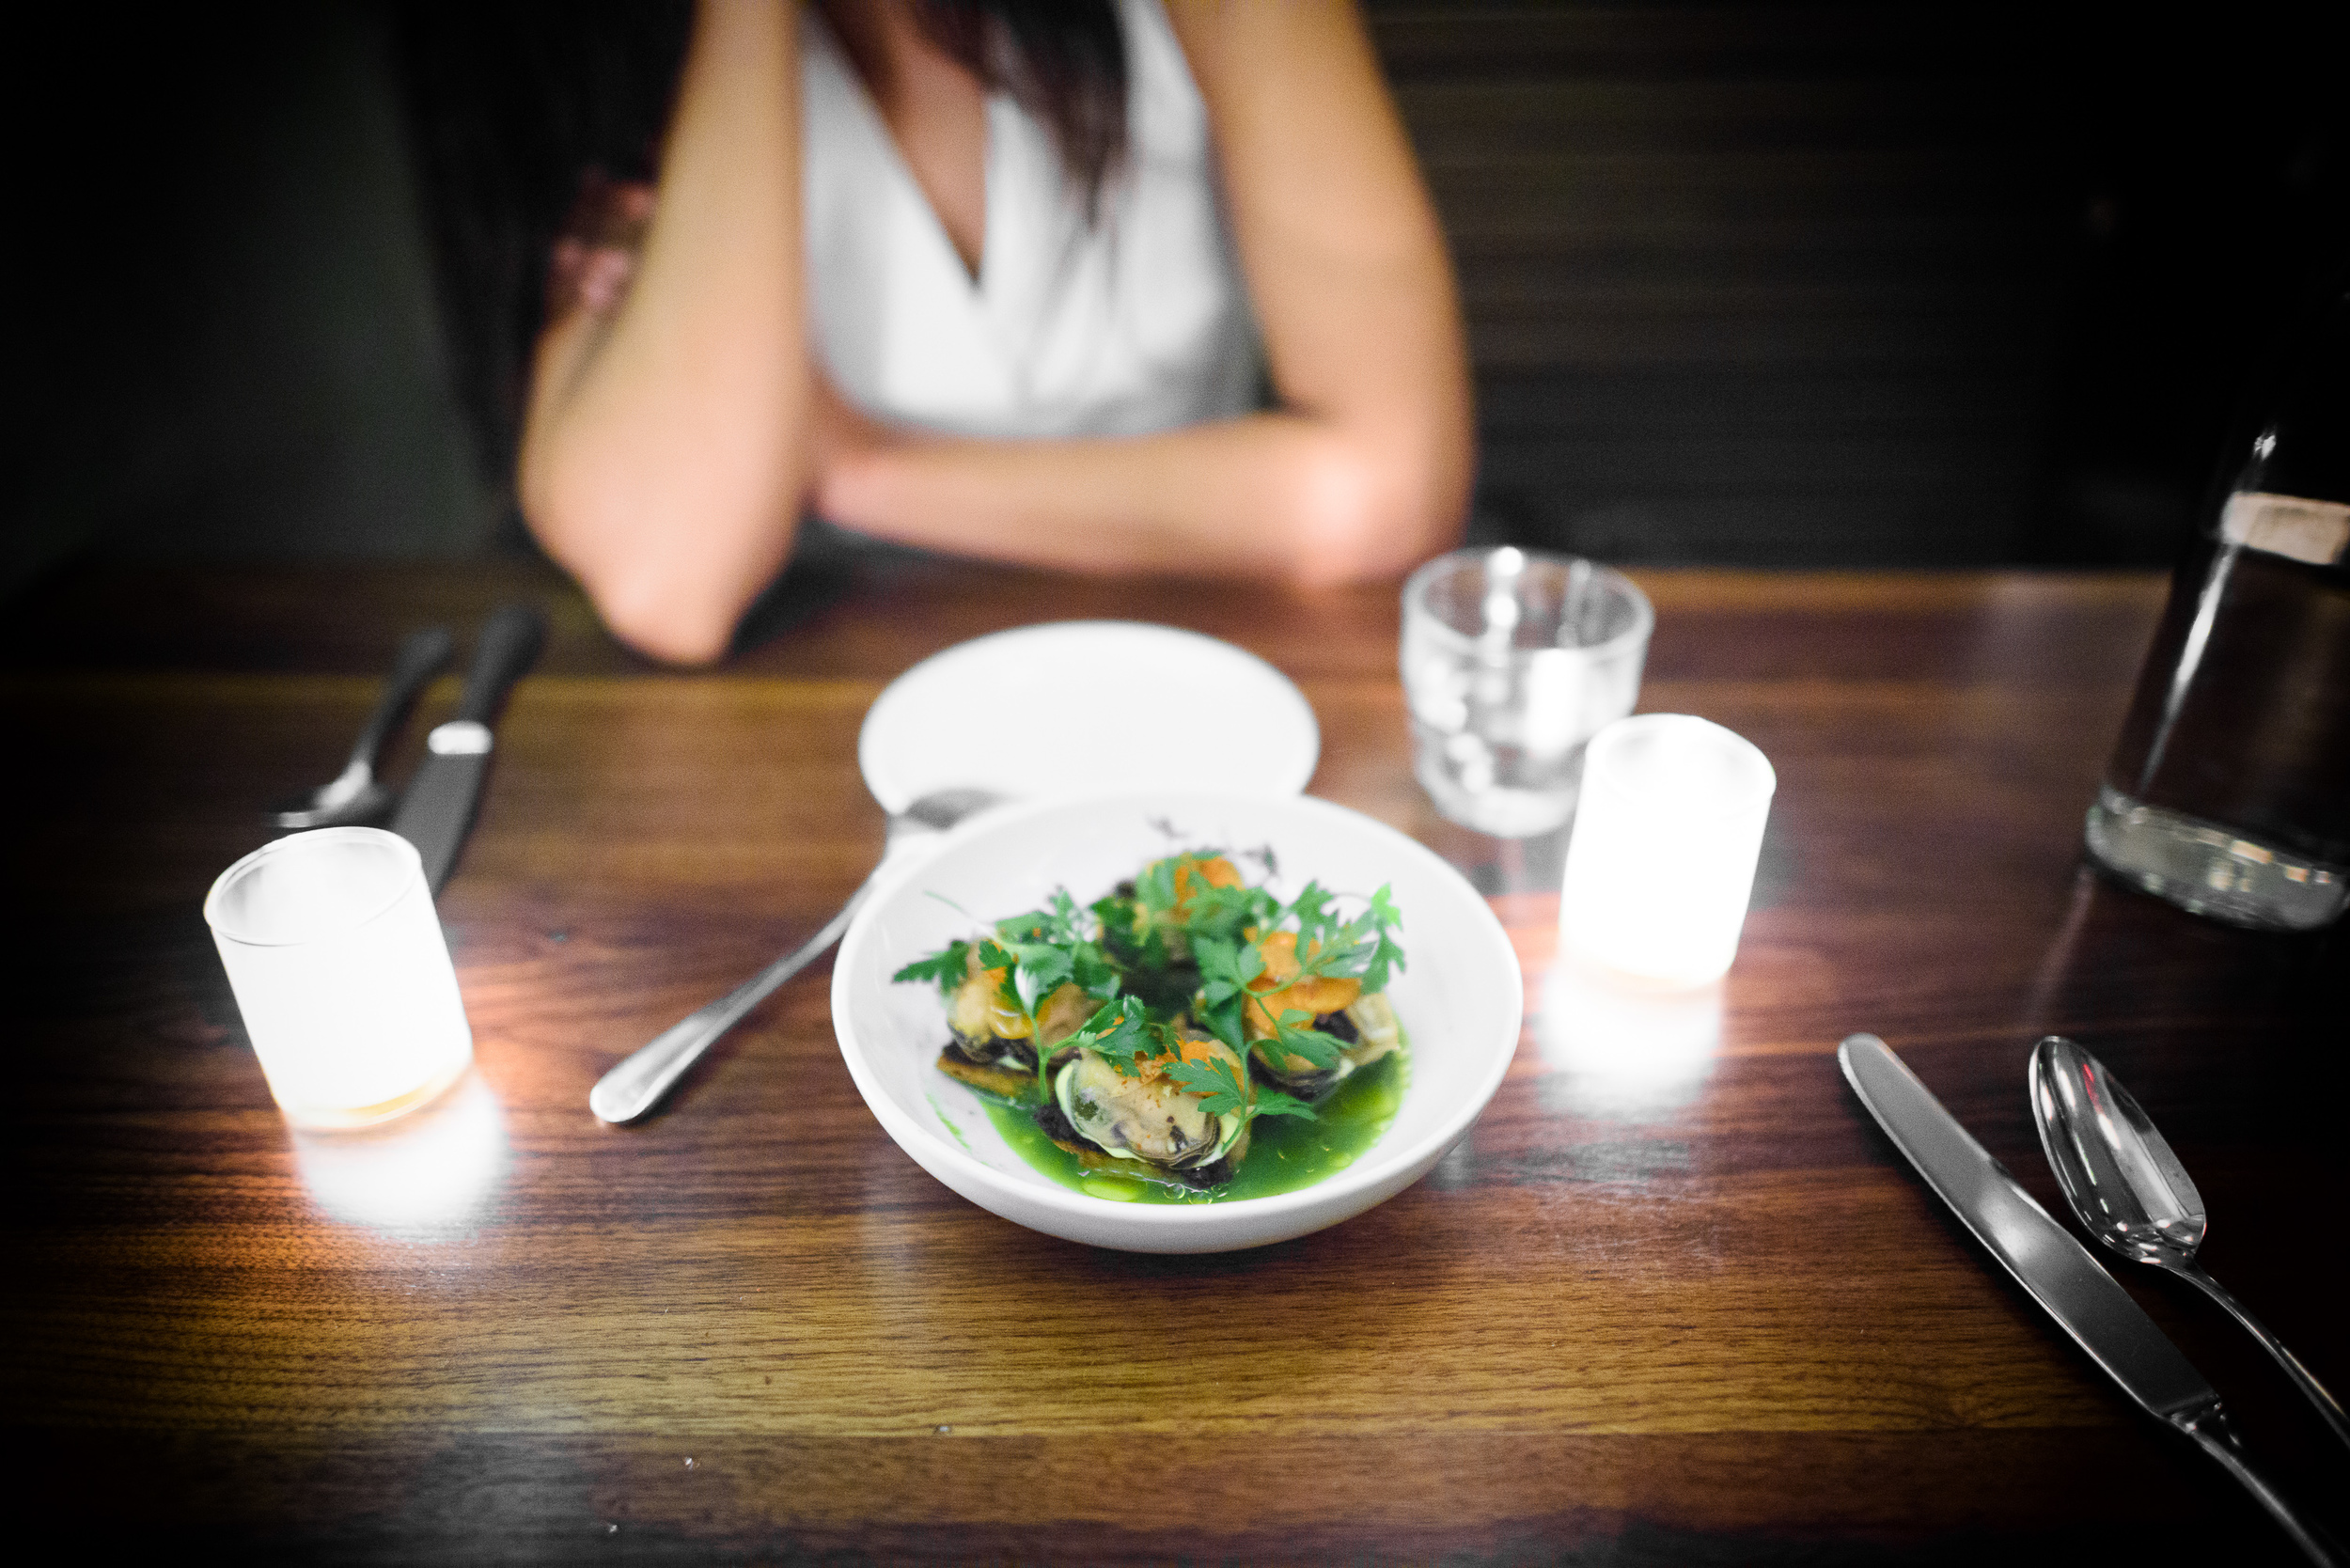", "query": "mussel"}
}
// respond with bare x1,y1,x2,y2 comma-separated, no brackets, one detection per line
1247,992,1402,1102
1042,1028,1252,1189
935,949,1096,1098
1235,928,1402,1100
1129,854,1246,964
